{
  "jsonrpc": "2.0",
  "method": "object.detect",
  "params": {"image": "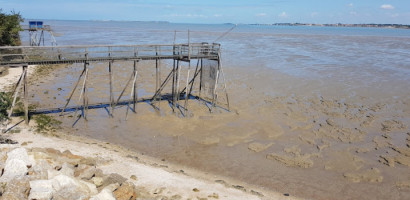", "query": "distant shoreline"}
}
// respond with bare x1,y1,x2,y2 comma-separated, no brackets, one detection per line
249,23,410,29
